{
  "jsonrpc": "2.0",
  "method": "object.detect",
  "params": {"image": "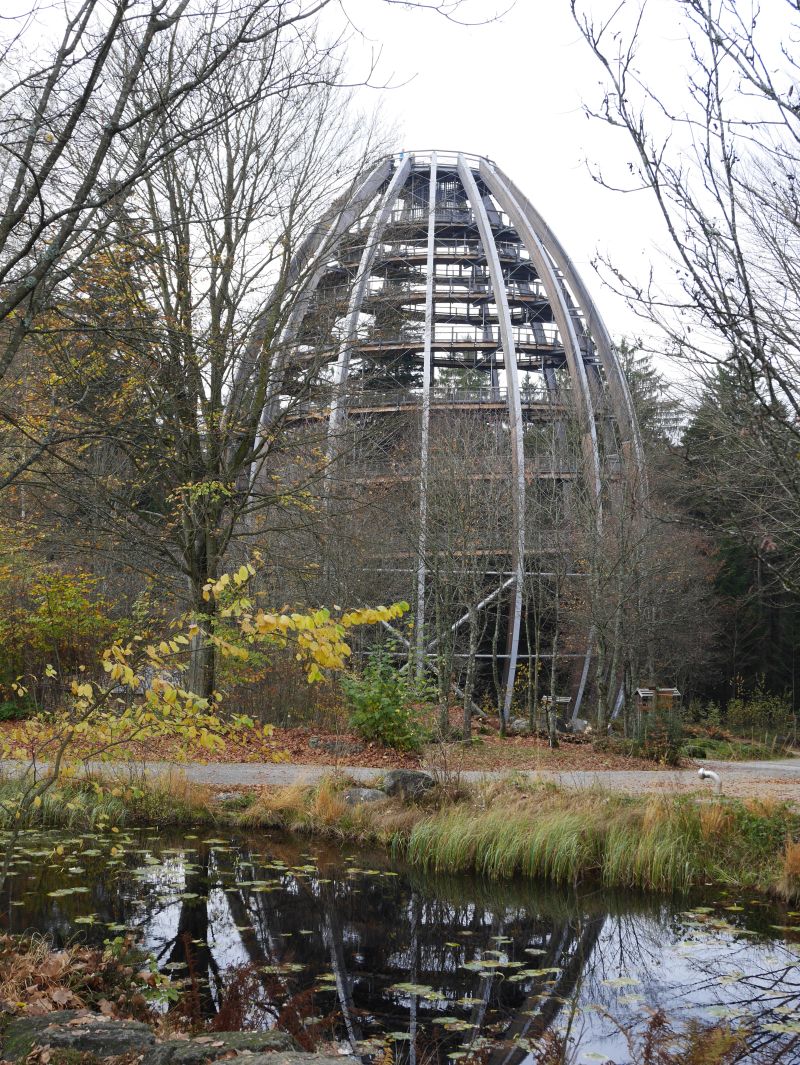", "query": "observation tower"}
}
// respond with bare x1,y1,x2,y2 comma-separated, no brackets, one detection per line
279,151,645,723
